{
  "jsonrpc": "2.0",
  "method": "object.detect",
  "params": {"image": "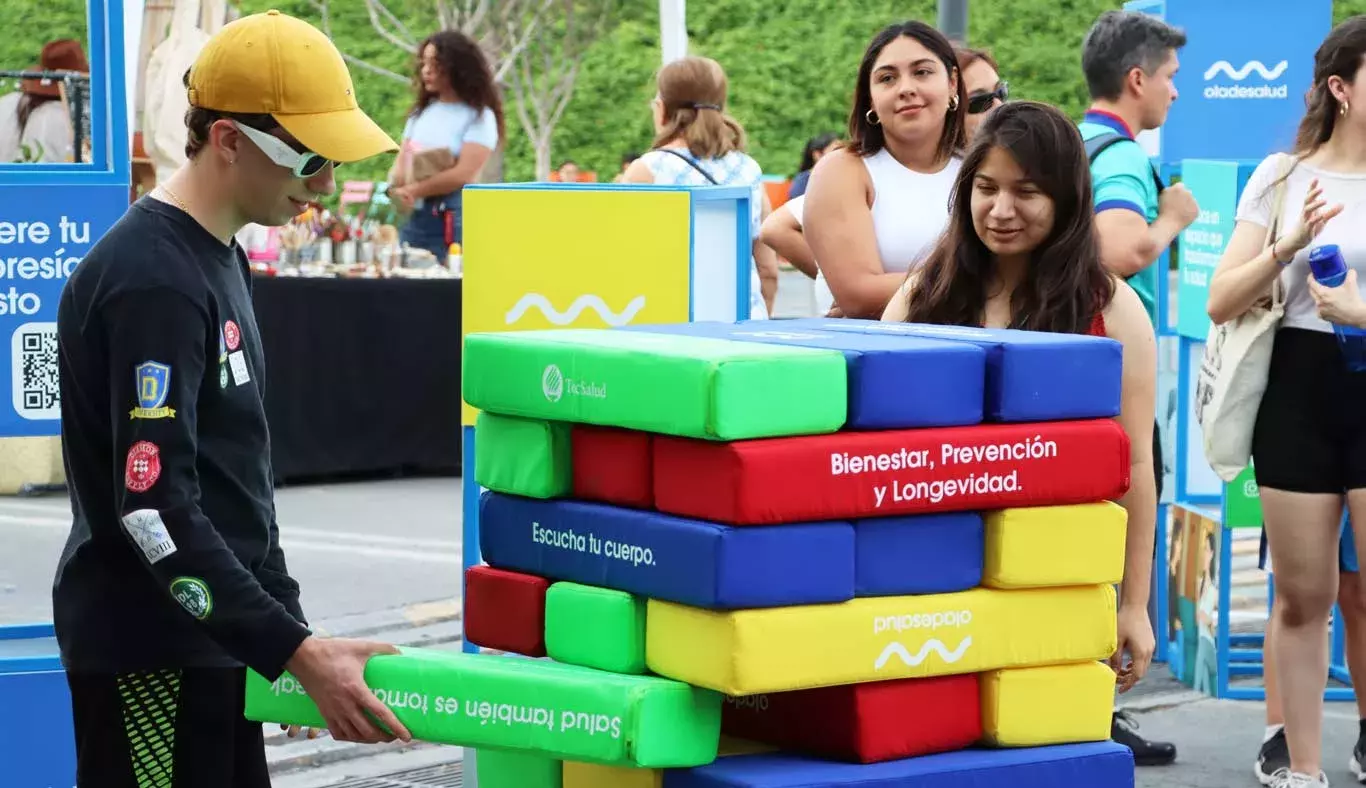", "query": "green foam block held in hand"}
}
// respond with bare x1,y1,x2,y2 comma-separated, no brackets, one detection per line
546,582,648,675
244,647,722,767
461,328,847,441
477,748,563,788
475,412,573,499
